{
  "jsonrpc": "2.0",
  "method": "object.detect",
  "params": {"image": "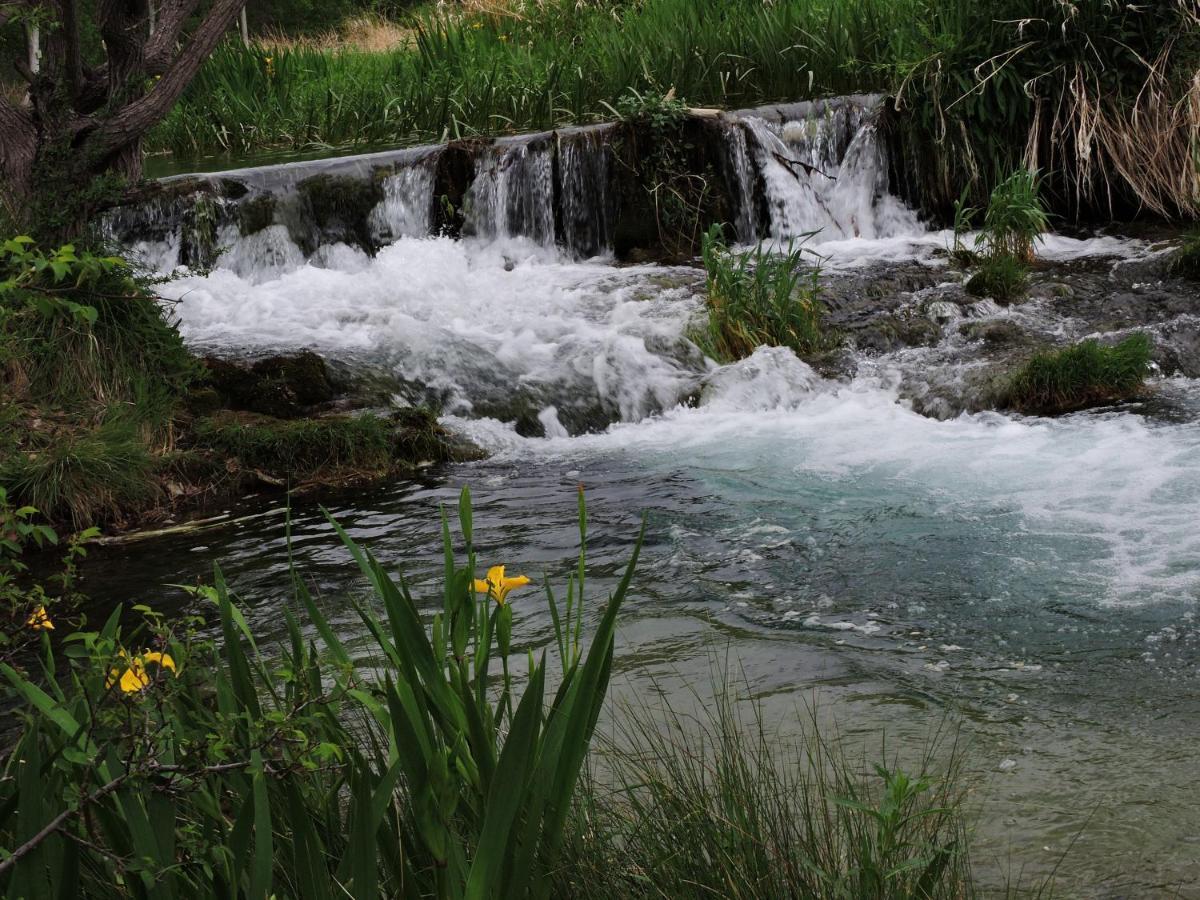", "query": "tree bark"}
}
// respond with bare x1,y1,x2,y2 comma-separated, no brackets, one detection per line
0,0,247,231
